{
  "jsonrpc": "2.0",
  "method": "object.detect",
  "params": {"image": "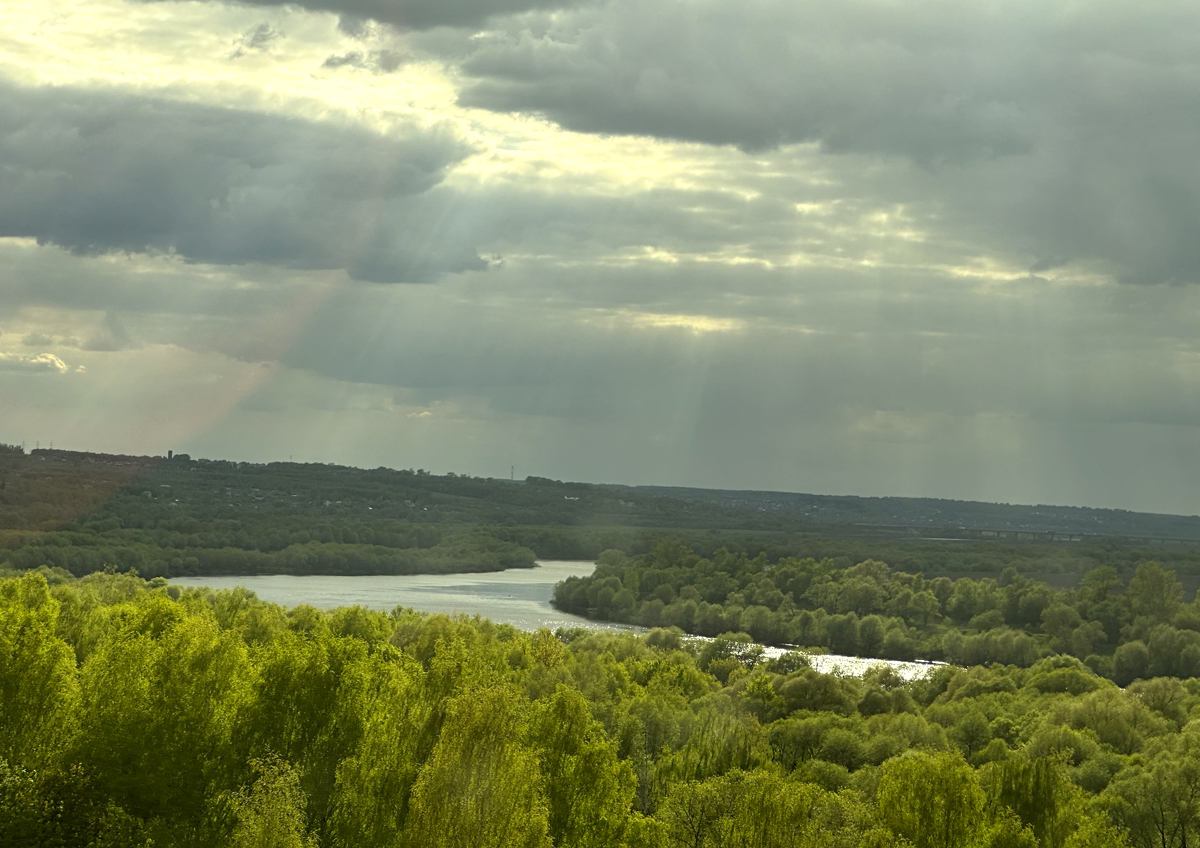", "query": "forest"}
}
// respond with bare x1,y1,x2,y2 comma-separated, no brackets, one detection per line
553,542,1200,685
6,446,1200,846
3,567,1187,848
6,446,1200,580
